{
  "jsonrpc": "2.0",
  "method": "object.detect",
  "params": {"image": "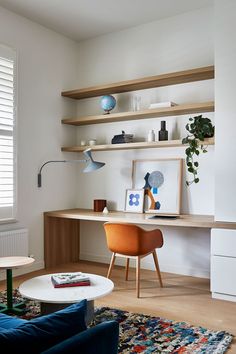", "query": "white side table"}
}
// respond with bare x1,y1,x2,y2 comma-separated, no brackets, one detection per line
0,256,35,314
